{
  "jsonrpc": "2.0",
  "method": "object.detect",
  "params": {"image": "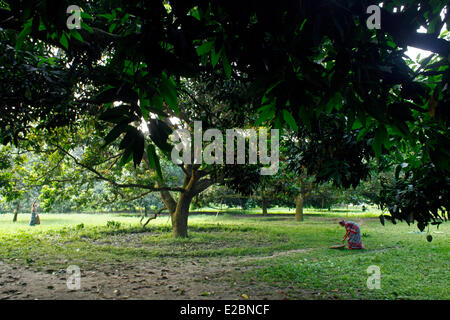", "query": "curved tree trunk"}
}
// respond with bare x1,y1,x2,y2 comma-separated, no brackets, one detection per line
295,194,304,221
159,189,177,214
172,193,193,238
13,202,20,222
156,163,215,238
